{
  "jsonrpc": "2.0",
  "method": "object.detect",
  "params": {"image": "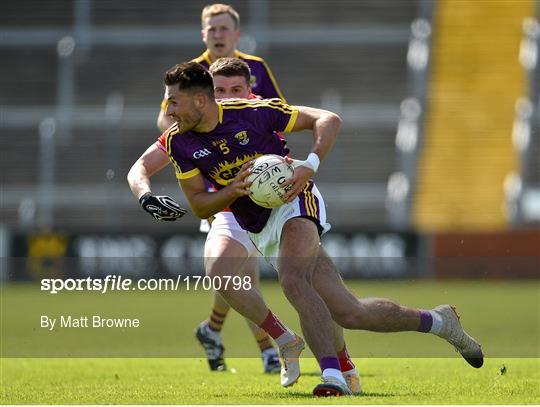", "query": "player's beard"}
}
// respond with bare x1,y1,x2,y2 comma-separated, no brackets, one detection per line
176,110,203,133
